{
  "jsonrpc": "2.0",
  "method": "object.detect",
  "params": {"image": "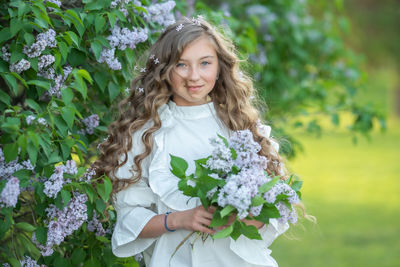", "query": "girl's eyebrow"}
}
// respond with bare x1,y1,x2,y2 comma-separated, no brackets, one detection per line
178,55,215,61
